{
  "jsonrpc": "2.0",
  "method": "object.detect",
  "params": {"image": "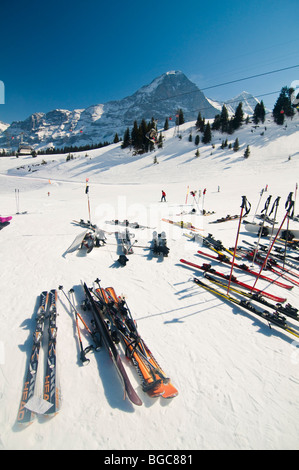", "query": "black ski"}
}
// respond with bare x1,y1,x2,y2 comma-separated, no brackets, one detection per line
203,272,299,322
17,291,48,425
72,219,98,230
106,219,153,229
43,289,60,417
193,277,299,339
82,282,142,406
196,249,293,289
